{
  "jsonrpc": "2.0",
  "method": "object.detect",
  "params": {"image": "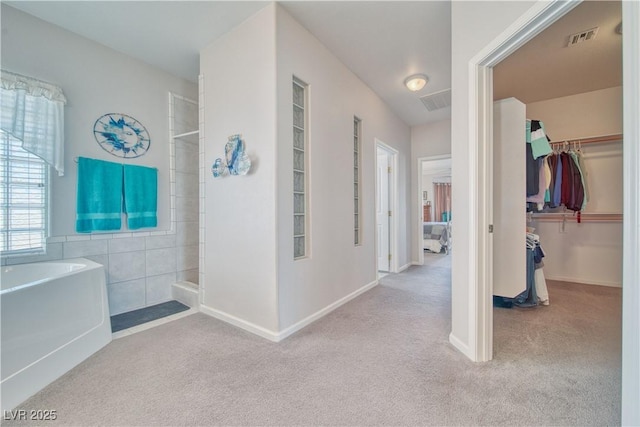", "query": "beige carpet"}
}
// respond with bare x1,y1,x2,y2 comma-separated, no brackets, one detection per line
5,254,621,426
